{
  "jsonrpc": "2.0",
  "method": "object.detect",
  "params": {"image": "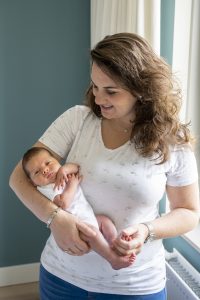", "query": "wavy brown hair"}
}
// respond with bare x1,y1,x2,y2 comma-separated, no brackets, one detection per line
85,32,191,163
